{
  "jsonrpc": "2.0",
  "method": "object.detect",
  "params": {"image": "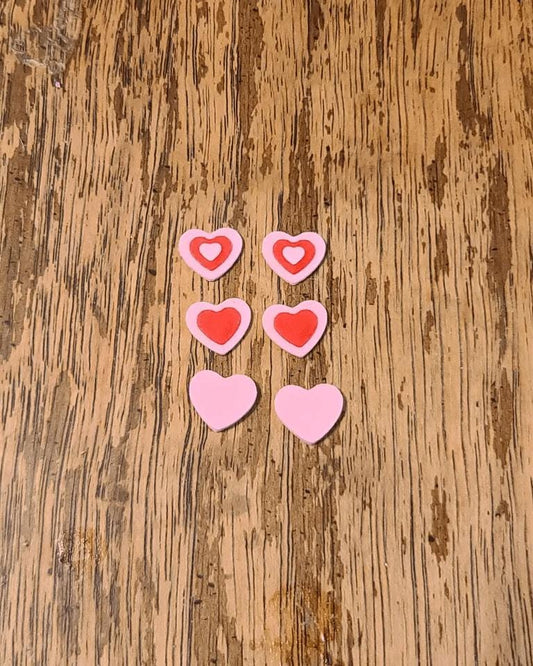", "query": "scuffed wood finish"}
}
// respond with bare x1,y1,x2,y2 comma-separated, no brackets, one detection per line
1,0,532,663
